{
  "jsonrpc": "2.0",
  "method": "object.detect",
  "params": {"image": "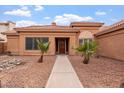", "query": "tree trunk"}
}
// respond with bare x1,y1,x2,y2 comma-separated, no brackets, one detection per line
83,55,89,64
0,80,1,88
38,53,43,63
